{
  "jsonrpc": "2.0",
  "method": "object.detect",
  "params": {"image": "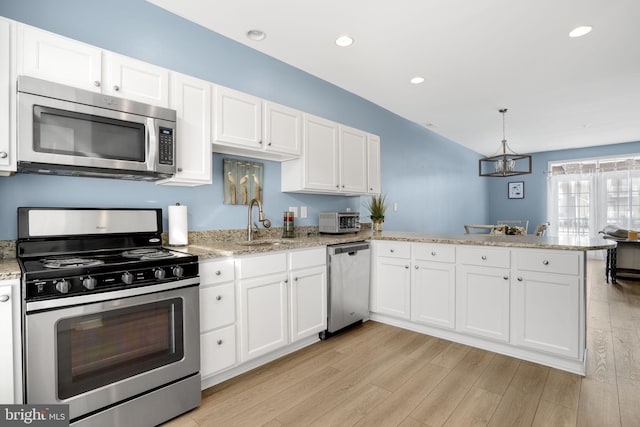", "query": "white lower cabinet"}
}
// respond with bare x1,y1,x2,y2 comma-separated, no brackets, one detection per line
373,256,411,319
289,247,327,342
411,243,456,329
199,259,236,378
511,249,582,358
0,279,19,404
